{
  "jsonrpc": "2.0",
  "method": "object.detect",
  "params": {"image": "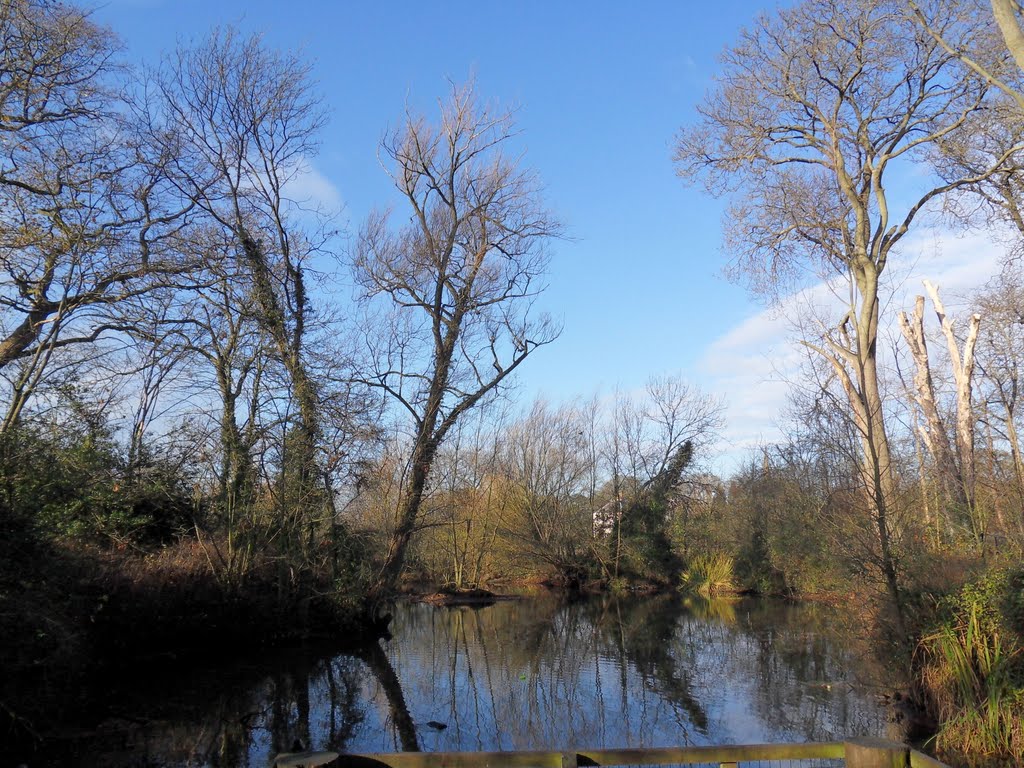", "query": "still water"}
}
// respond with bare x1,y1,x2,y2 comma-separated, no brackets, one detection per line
49,595,898,766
